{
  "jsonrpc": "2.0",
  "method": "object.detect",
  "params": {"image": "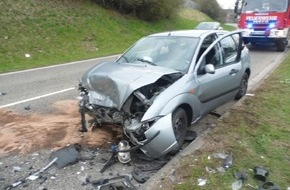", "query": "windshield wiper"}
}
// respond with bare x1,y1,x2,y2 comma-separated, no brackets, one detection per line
137,58,156,66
